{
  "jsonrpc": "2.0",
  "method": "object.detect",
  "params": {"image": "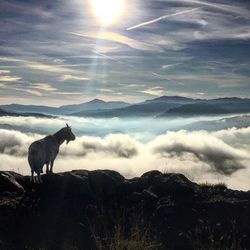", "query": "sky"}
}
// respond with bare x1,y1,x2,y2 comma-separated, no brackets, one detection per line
0,0,250,106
